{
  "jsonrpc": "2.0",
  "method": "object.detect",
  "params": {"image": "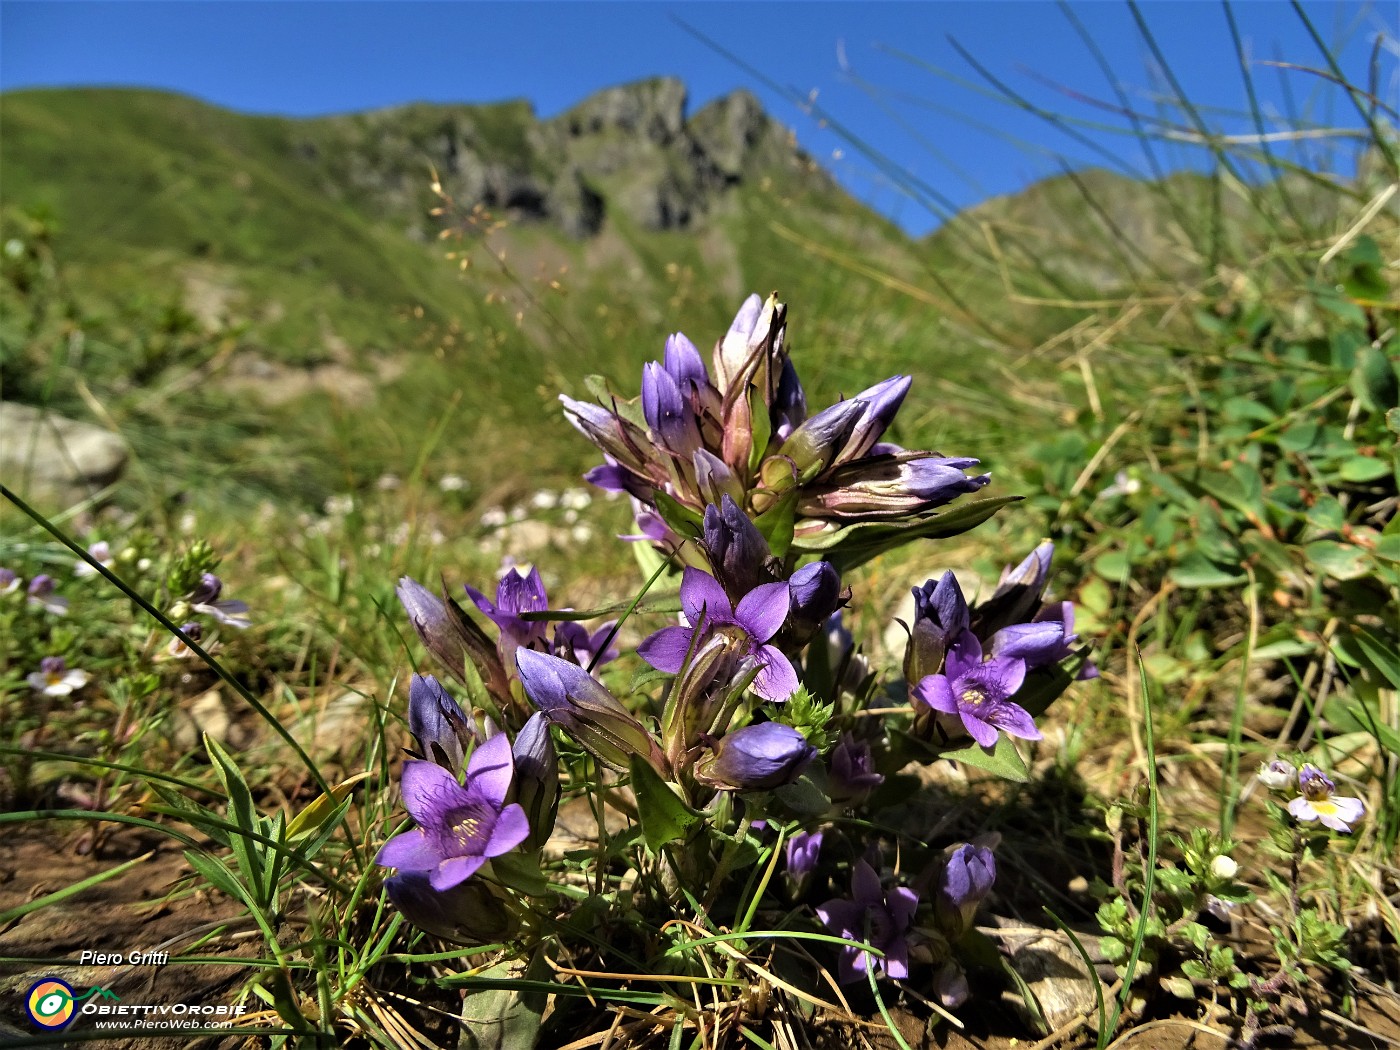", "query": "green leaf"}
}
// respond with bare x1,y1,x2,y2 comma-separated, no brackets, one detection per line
908,730,1030,783
773,770,831,817
1353,346,1399,413
204,734,264,897
490,852,554,897
286,771,368,844
1304,540,1368,580
753,489,797,559
629,754,700,854
747,382,772,475
520,591,681,621
584,374,644,428
458,953,549,1050
808,495,1021,573
1338,455,1392,483
1169,552,1247,589
1386,407,1400,435
652,491,703,540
